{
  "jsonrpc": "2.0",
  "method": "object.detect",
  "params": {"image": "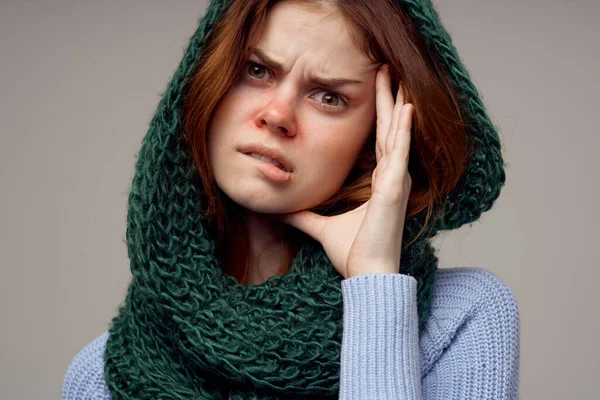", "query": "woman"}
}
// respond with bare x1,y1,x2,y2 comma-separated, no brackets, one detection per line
62,0,519,399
